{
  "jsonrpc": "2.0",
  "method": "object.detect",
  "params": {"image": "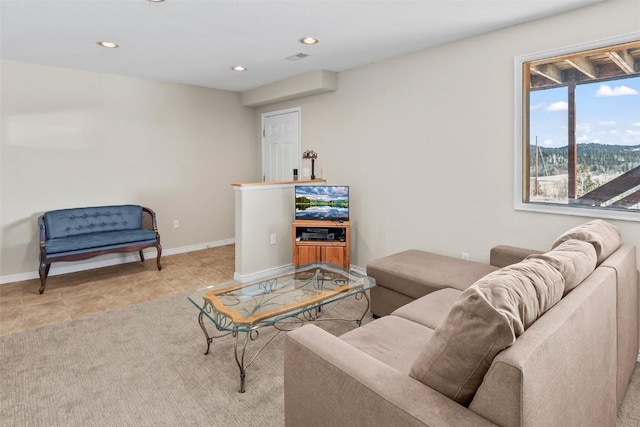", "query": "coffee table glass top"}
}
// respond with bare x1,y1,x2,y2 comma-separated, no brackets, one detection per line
188,263,376,332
